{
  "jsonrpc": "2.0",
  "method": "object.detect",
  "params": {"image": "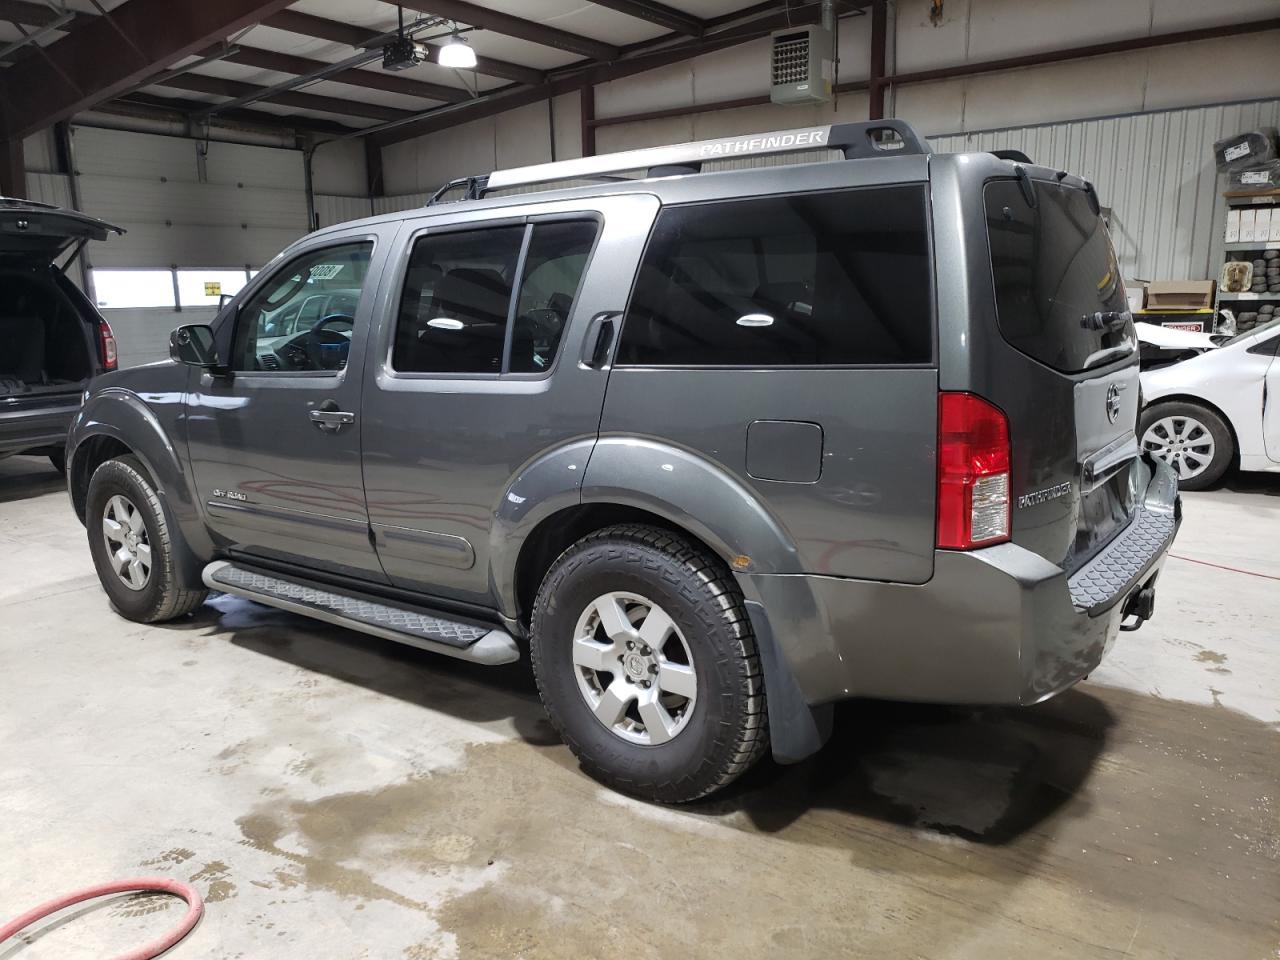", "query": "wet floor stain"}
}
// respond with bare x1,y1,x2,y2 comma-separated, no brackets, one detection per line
1194,650,1228,664
227,681,1279,960
189,860,237,903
